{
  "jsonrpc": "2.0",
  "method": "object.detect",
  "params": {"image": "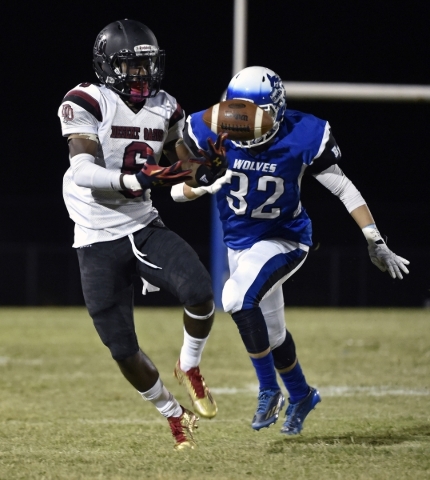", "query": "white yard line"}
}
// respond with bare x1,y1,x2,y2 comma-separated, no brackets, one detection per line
211,384,430,396
0,356,43,366
1,355,427,397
